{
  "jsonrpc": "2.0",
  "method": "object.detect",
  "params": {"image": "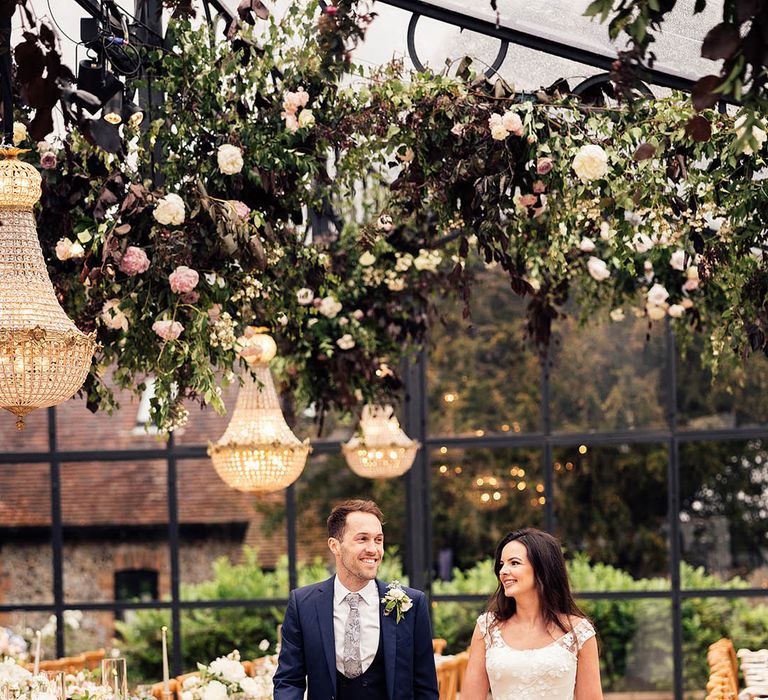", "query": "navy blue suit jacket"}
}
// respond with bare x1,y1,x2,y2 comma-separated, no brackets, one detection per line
273,576,439,700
